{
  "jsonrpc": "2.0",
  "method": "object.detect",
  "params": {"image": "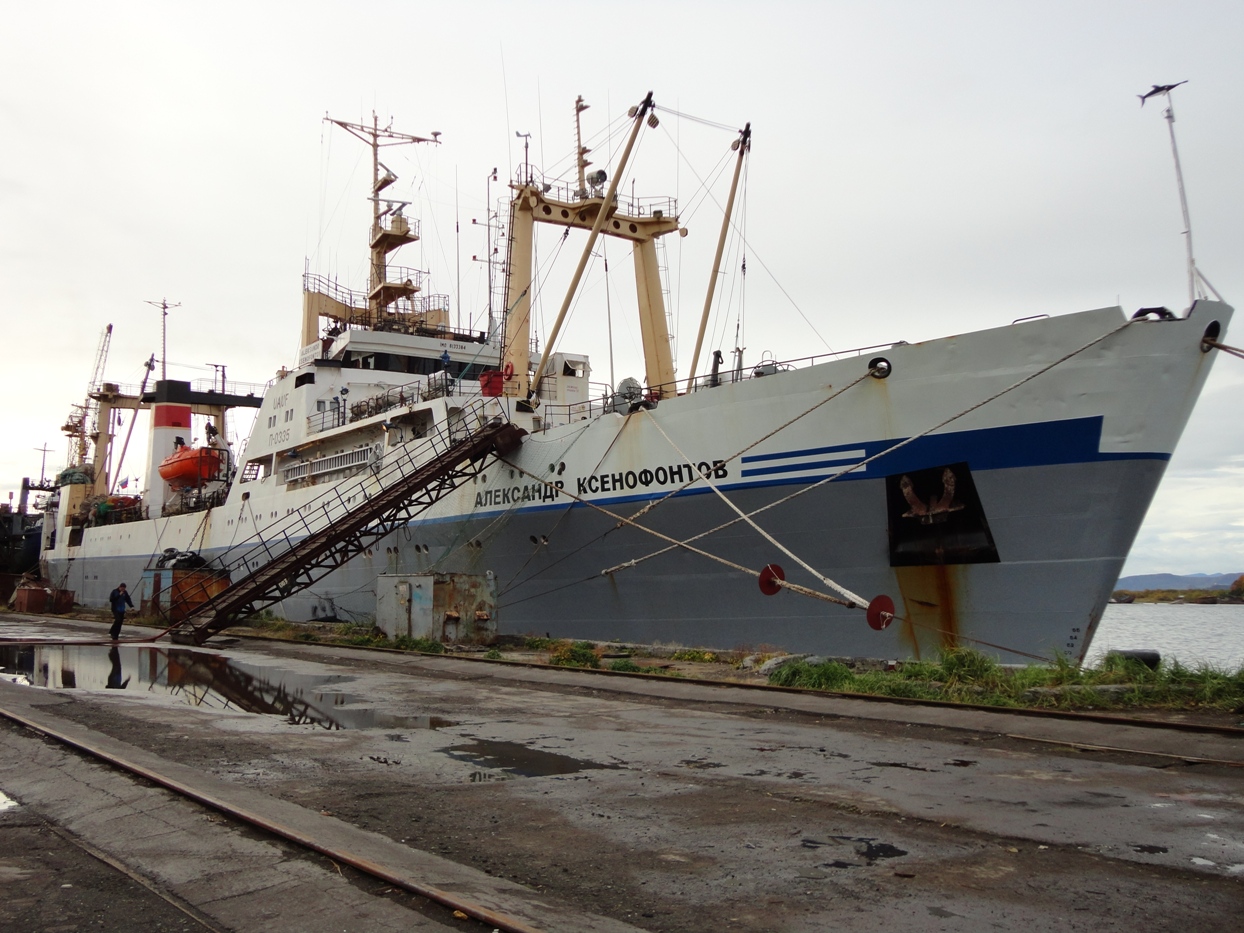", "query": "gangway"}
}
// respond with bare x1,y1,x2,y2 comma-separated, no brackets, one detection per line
171,401,524,645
